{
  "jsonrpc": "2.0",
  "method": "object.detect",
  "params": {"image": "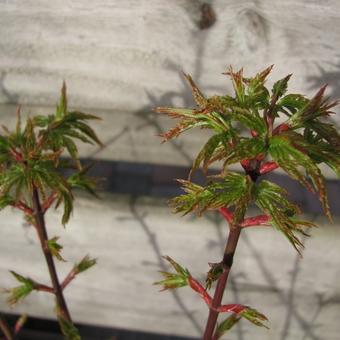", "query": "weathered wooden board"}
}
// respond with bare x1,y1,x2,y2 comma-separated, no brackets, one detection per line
0,194,339,339
1,1,339,175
